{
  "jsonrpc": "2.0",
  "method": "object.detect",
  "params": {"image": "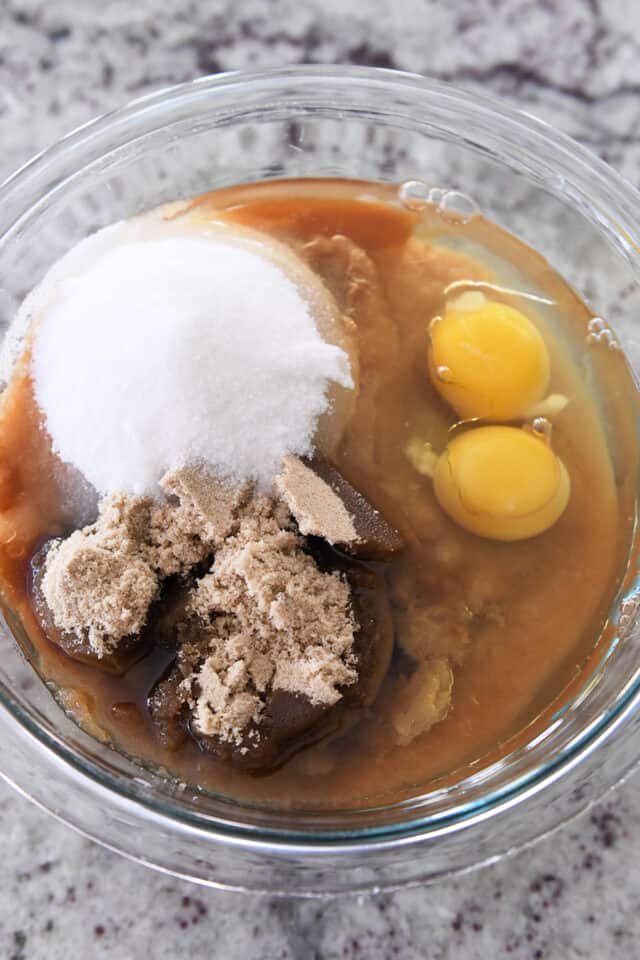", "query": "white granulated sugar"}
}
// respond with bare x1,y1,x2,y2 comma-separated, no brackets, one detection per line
31,233,353,494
